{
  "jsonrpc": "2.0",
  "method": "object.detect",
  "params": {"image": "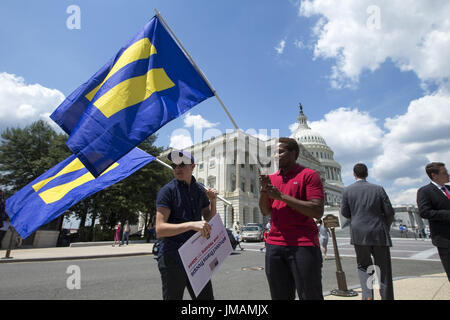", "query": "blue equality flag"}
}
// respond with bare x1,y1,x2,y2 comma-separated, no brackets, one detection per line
50,15,213,177
5,148,155,239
